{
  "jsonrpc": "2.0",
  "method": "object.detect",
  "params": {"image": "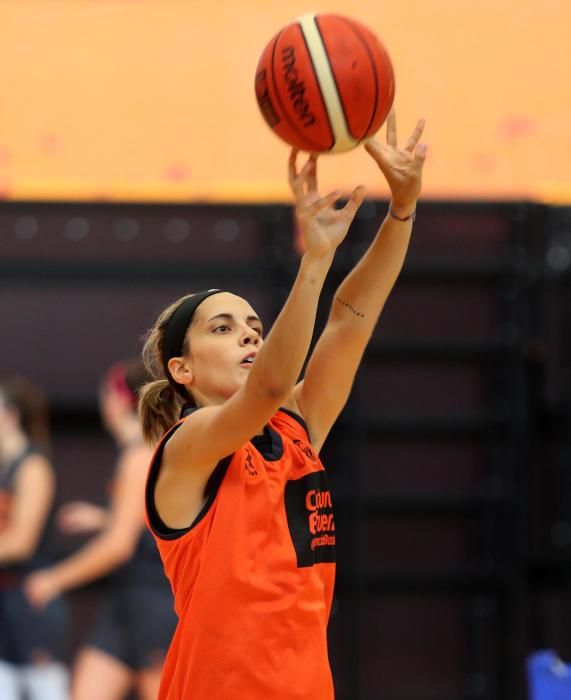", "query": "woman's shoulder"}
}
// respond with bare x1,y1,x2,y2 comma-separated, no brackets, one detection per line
14,450,55,491
19,447,53,472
